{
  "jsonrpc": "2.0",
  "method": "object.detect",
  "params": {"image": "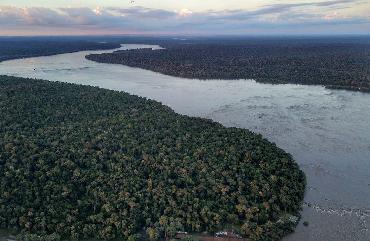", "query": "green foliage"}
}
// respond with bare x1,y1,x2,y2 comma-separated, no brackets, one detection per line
0,40,119,62
158,216,183,238
146,228,159,241
16,233,61,241
127,233,141,241
0,76,306,240
86,42,370,92
184,237,199,241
